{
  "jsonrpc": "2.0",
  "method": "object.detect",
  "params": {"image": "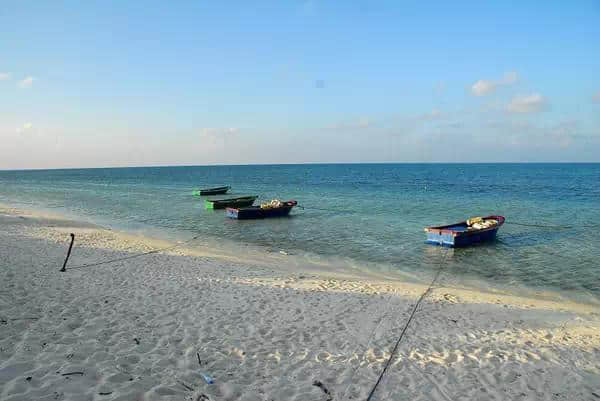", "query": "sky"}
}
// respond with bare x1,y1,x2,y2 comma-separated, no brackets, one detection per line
1,0,600,169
